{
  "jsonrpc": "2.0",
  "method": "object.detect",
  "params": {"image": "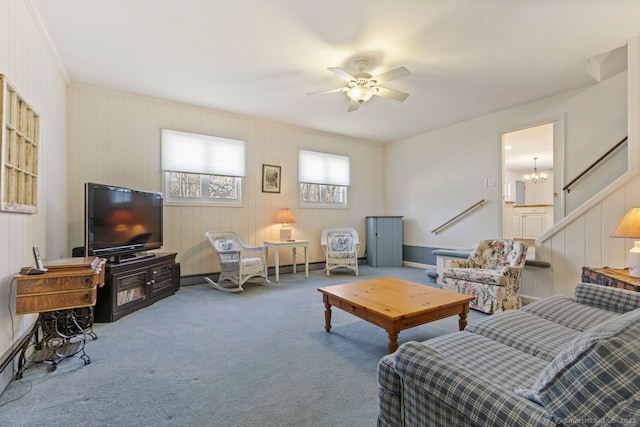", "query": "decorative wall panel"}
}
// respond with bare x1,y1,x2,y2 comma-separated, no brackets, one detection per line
0,74,39,213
